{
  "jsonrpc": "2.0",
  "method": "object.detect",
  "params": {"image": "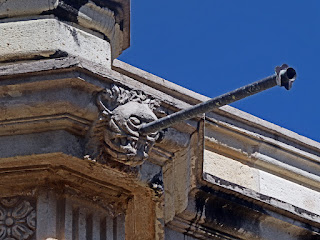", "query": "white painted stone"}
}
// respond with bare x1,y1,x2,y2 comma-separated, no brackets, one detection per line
259,170,320,216
0,18,111,66
204,149,260,191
